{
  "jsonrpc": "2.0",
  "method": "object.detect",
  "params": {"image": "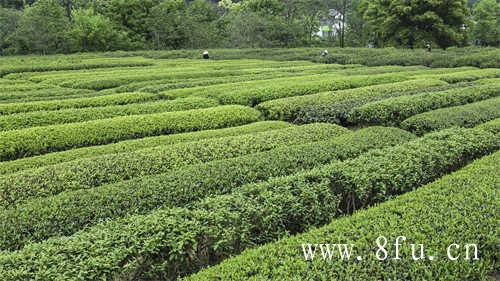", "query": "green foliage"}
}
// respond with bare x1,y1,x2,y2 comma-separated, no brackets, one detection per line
187,150,499,281
95,0,160,45
0,121,292,175
0,97,219,131
401,96,500,135
0,123,347,208
8,0,69,54
360,0,468,48
476,117,500,134
0,92,160,114
0,127,495,280
416,68,500,83
0,124,375,250
148,0,188,49
0,56,154,77
0,105,262,161
256,79,448,122
166,71,413,105
68,8,134,52
349,82,500,126
0,7,20,55
471,0,499,46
